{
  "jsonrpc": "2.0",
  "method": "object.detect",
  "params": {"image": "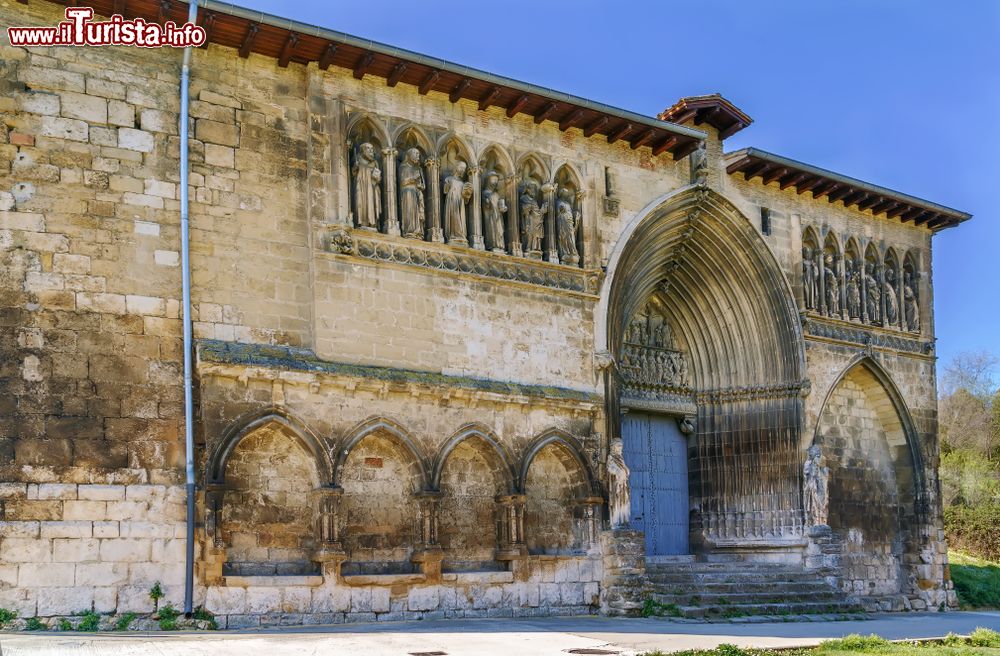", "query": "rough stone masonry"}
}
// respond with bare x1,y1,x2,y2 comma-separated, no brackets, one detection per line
0,0,969,628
